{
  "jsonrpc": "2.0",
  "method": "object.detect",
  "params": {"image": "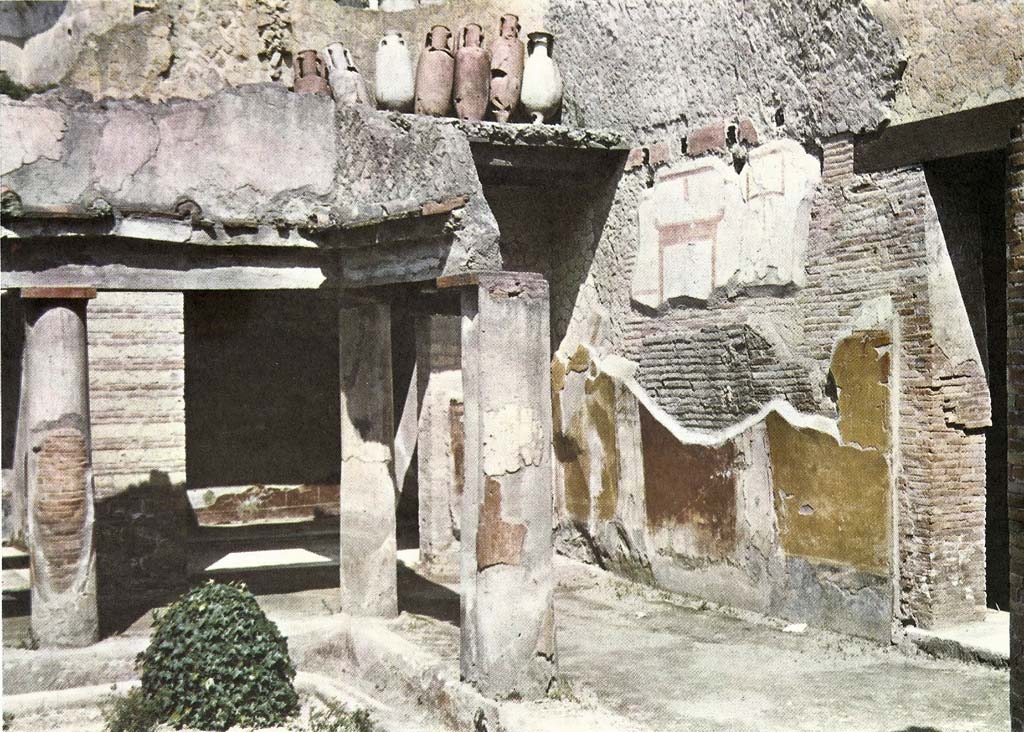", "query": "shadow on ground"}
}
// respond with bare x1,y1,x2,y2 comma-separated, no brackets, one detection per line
397,563,459,626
